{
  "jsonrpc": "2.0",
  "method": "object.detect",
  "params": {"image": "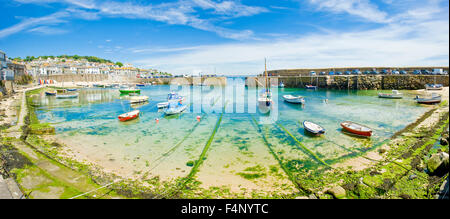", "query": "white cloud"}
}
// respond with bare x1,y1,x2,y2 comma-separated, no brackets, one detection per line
133,19,449,75
6,0,266,40
308,0,390,23
0,11,69,38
